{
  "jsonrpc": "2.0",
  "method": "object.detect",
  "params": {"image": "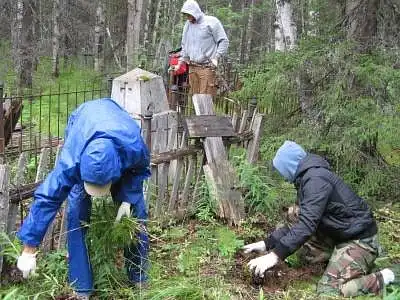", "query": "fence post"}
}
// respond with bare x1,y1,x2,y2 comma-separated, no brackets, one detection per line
0,164,9,278
107,76,113,97
143,112,153,151
0,81,4,163
248,96,257,121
